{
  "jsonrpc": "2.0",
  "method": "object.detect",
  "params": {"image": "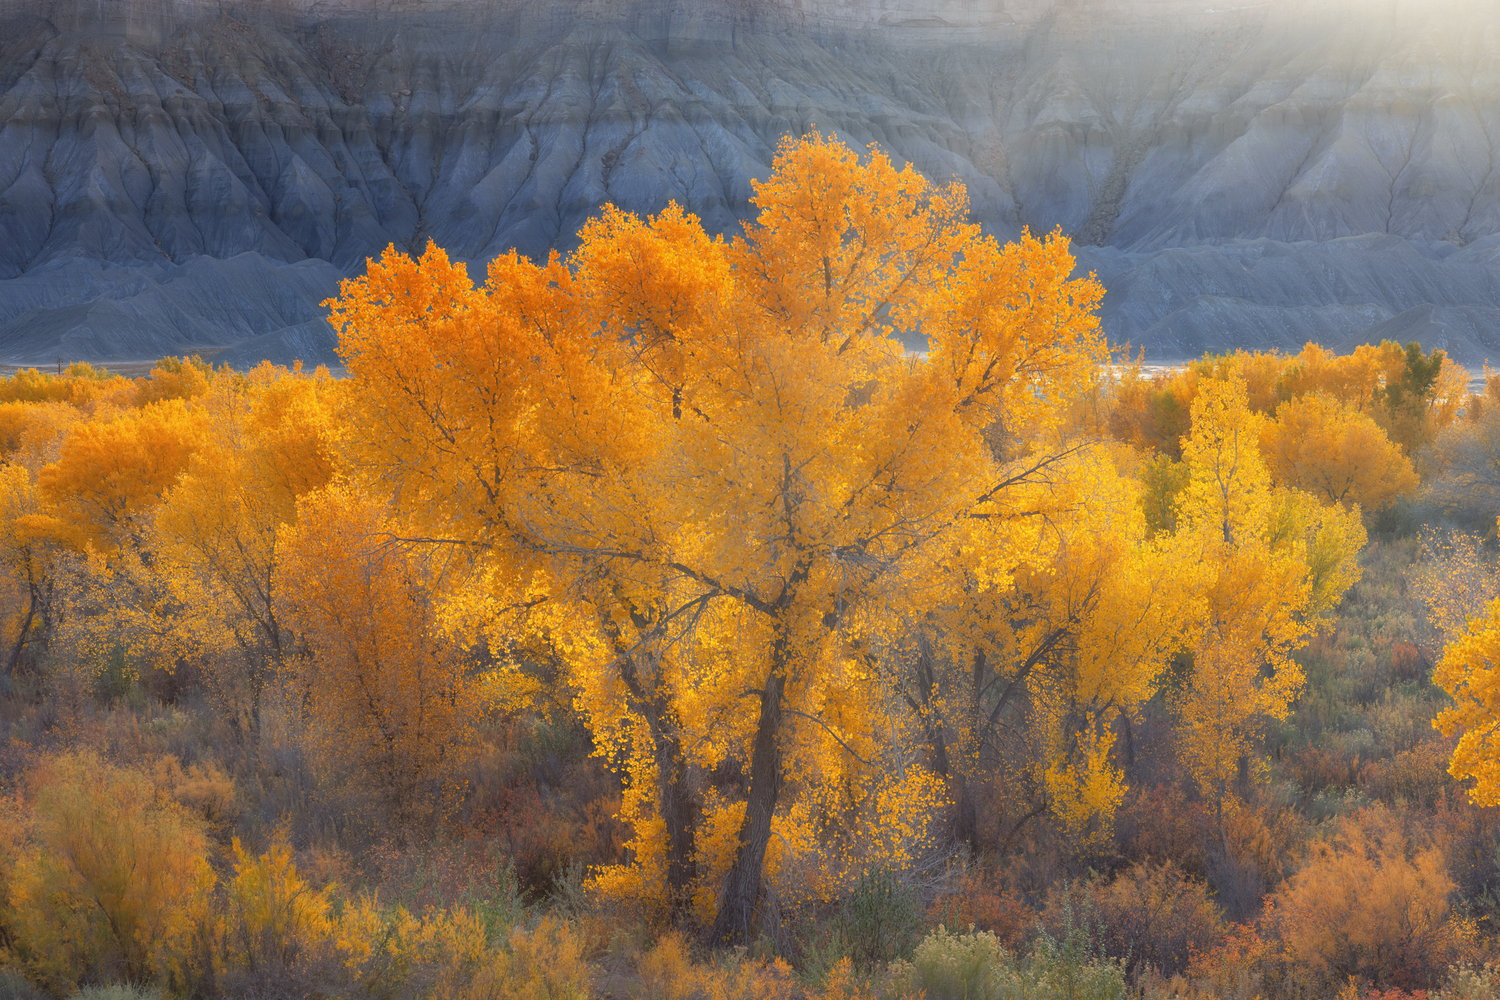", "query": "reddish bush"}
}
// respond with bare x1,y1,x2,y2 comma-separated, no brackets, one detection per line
1290,744,1361,795
1116,784,1213,877
1389,641,1429,683
1360,737,1454,808
927,869,1036,951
